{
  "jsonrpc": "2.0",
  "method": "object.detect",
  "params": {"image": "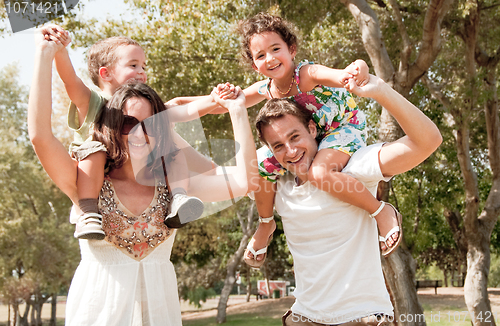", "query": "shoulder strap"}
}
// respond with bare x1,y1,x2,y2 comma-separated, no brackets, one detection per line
294,60,314,93
265,78,273,99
